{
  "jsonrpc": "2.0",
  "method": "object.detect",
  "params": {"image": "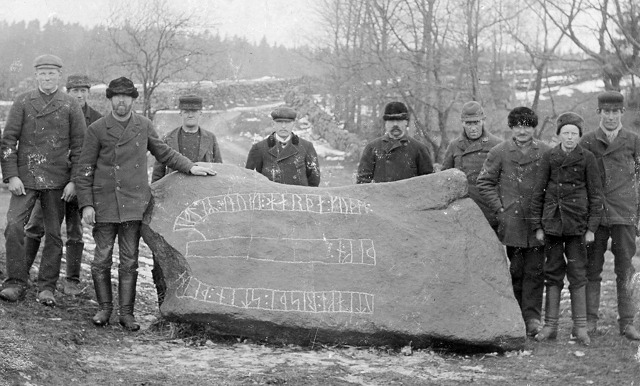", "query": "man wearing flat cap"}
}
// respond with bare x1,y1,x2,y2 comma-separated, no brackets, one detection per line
150,94,223,307
0,54,86,306
75,77,217,331
245,106,321,186
580,90,640,340
442,101,502,229
22,74,103,297
356,101,433,184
